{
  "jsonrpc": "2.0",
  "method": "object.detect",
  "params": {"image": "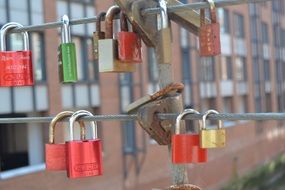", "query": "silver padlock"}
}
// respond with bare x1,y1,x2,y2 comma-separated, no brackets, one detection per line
155,0,172,64
98,6,136,73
